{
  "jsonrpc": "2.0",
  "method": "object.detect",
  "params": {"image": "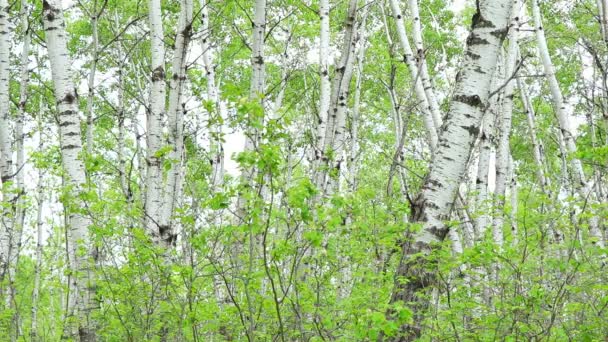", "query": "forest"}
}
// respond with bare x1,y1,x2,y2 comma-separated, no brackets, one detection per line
0,0,607,340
